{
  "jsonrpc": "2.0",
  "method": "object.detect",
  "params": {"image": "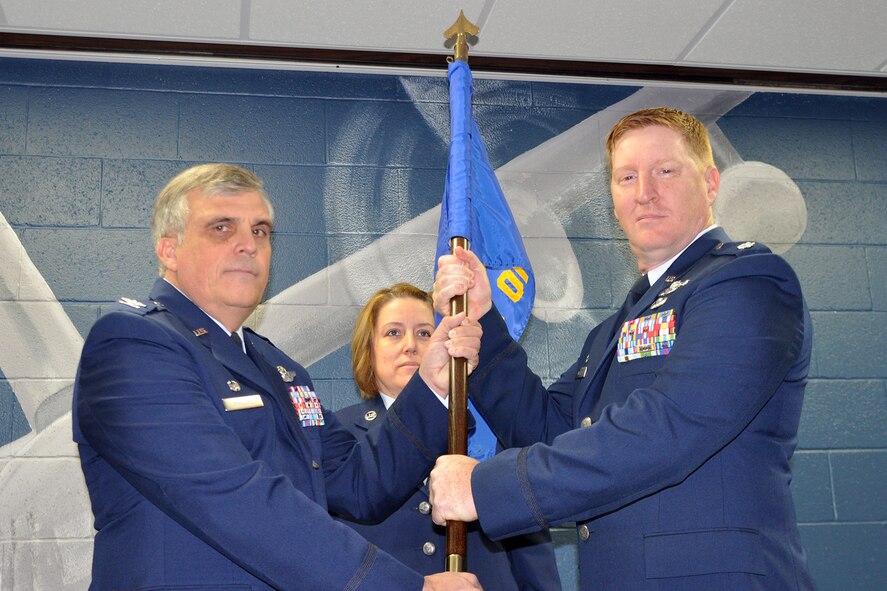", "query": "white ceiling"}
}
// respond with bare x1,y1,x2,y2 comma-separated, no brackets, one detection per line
1,0,886,83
